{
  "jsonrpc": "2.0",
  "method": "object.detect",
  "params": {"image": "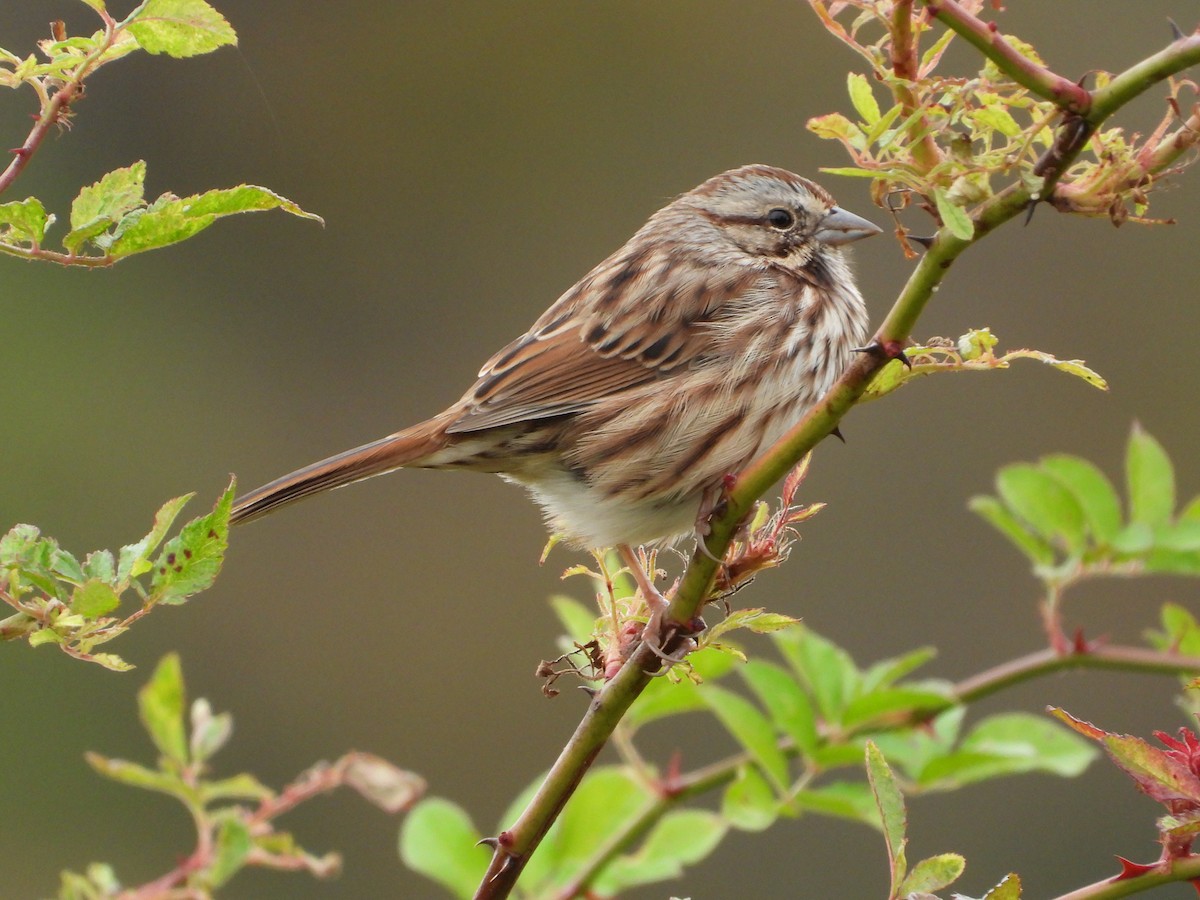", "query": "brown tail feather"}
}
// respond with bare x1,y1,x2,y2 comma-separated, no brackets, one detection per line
230,417,450,526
